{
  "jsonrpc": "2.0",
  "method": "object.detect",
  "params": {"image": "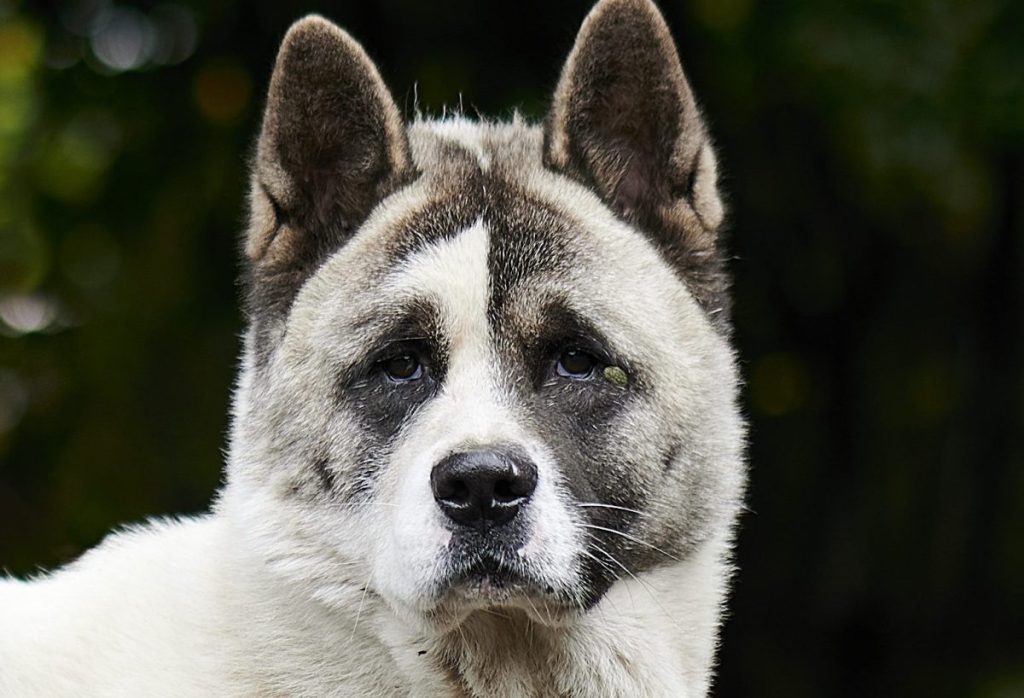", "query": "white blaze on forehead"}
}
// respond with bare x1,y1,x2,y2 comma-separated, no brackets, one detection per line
387,216,489,346
384,218,507,439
